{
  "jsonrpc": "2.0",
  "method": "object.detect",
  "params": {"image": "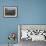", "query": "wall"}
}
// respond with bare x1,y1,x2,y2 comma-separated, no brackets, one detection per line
0,0,46,44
